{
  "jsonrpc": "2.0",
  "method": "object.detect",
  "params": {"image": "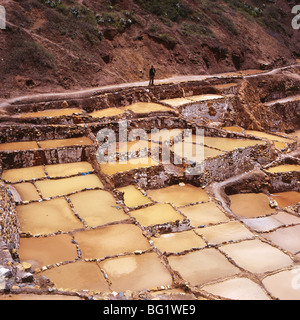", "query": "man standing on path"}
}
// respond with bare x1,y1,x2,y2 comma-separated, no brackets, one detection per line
149,66,156,86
